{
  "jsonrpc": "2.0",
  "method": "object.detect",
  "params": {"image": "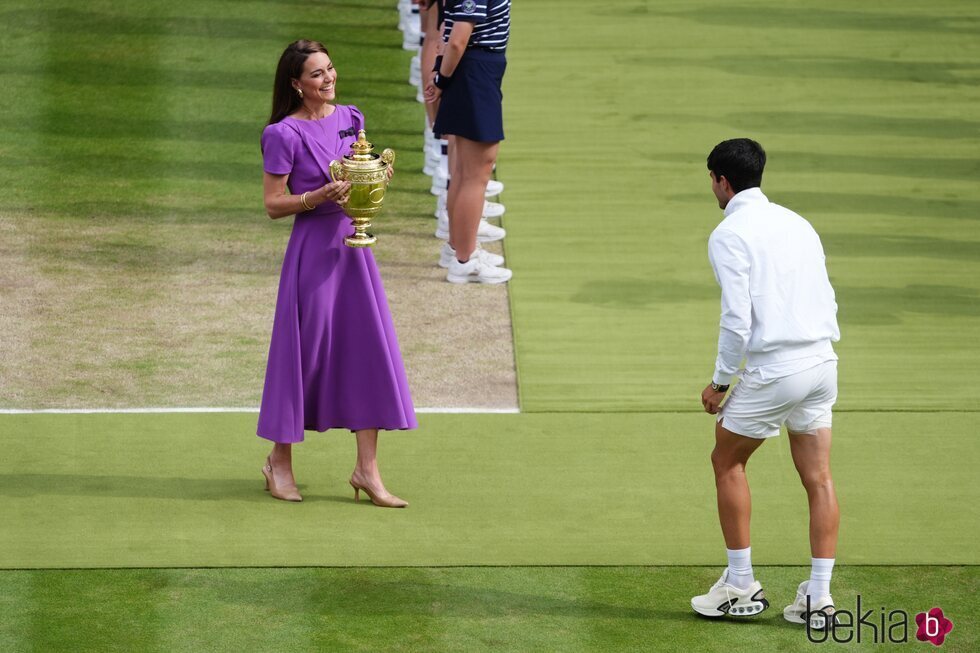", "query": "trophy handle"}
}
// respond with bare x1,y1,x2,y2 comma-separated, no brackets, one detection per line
380,148,396,174
328,159,344,183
